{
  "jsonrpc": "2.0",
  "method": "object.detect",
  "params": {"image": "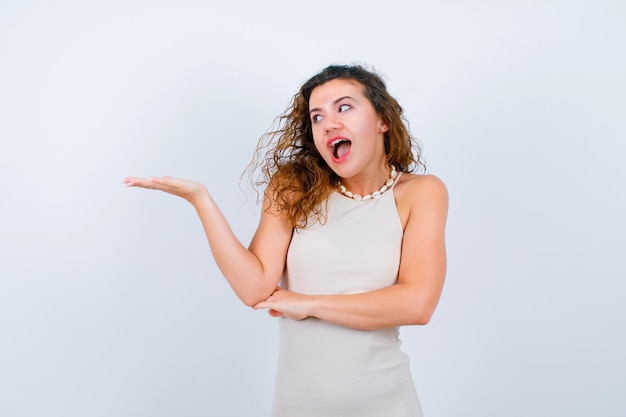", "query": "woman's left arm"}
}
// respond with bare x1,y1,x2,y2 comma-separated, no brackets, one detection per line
254,175,448,330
